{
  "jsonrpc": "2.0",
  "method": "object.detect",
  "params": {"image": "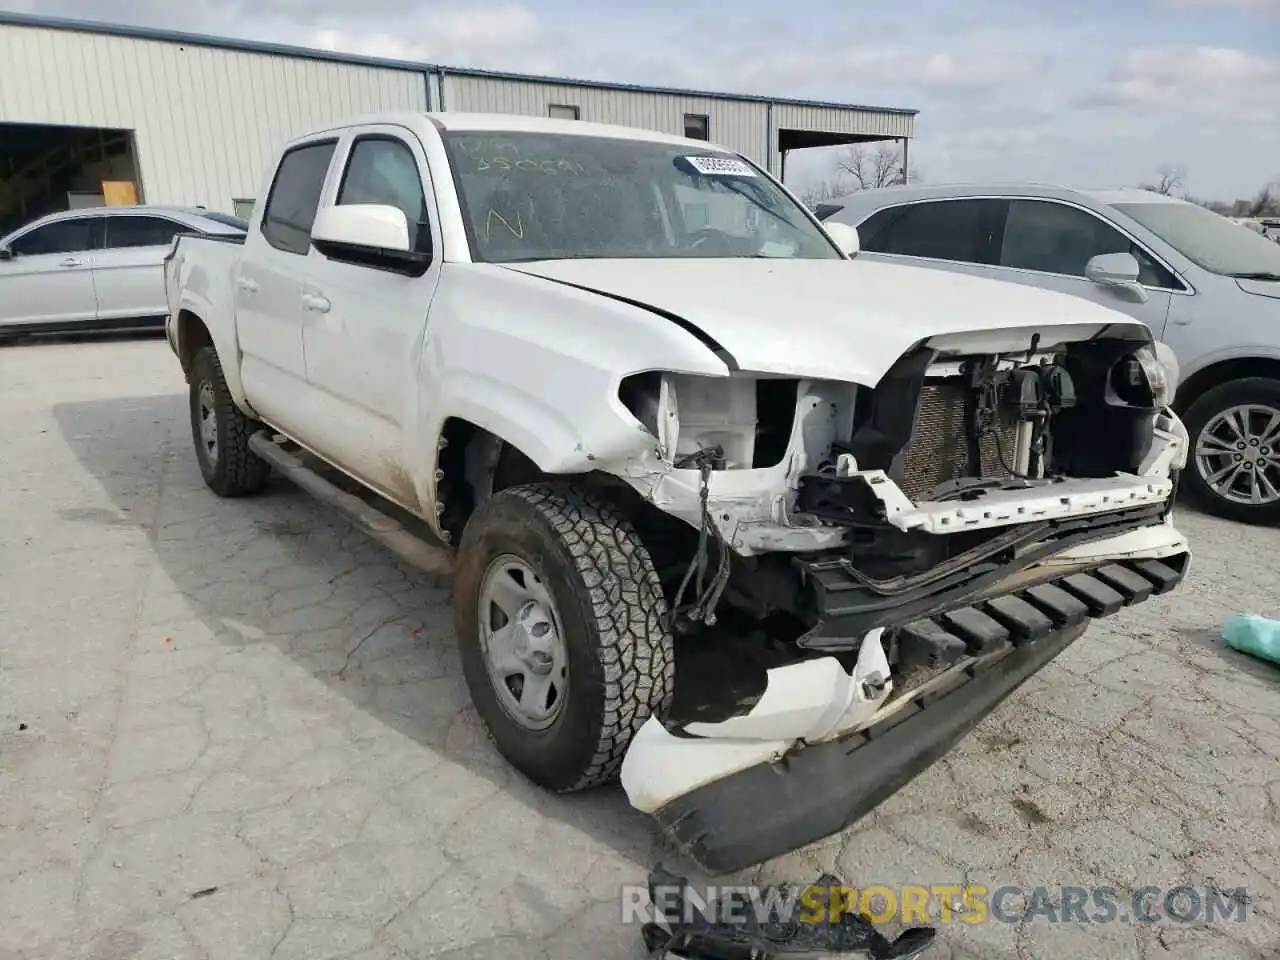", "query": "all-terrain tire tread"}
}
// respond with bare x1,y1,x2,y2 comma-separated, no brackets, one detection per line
192,346,271,497
463,480,675,792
